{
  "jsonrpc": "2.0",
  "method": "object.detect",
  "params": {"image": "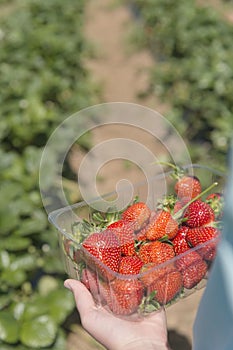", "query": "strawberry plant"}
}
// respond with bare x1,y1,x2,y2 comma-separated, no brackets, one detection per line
126,0,233,171
0,0,100,348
